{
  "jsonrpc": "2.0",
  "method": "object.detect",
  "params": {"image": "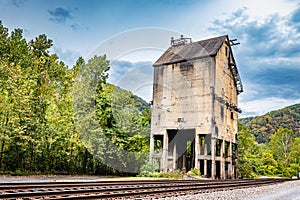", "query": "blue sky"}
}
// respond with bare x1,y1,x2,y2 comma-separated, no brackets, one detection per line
1,0,300,117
